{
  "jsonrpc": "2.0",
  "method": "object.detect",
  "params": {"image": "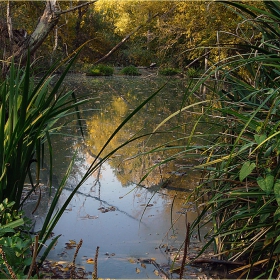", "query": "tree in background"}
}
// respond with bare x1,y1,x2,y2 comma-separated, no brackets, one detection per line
0,0,266,74
0,0,96,77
